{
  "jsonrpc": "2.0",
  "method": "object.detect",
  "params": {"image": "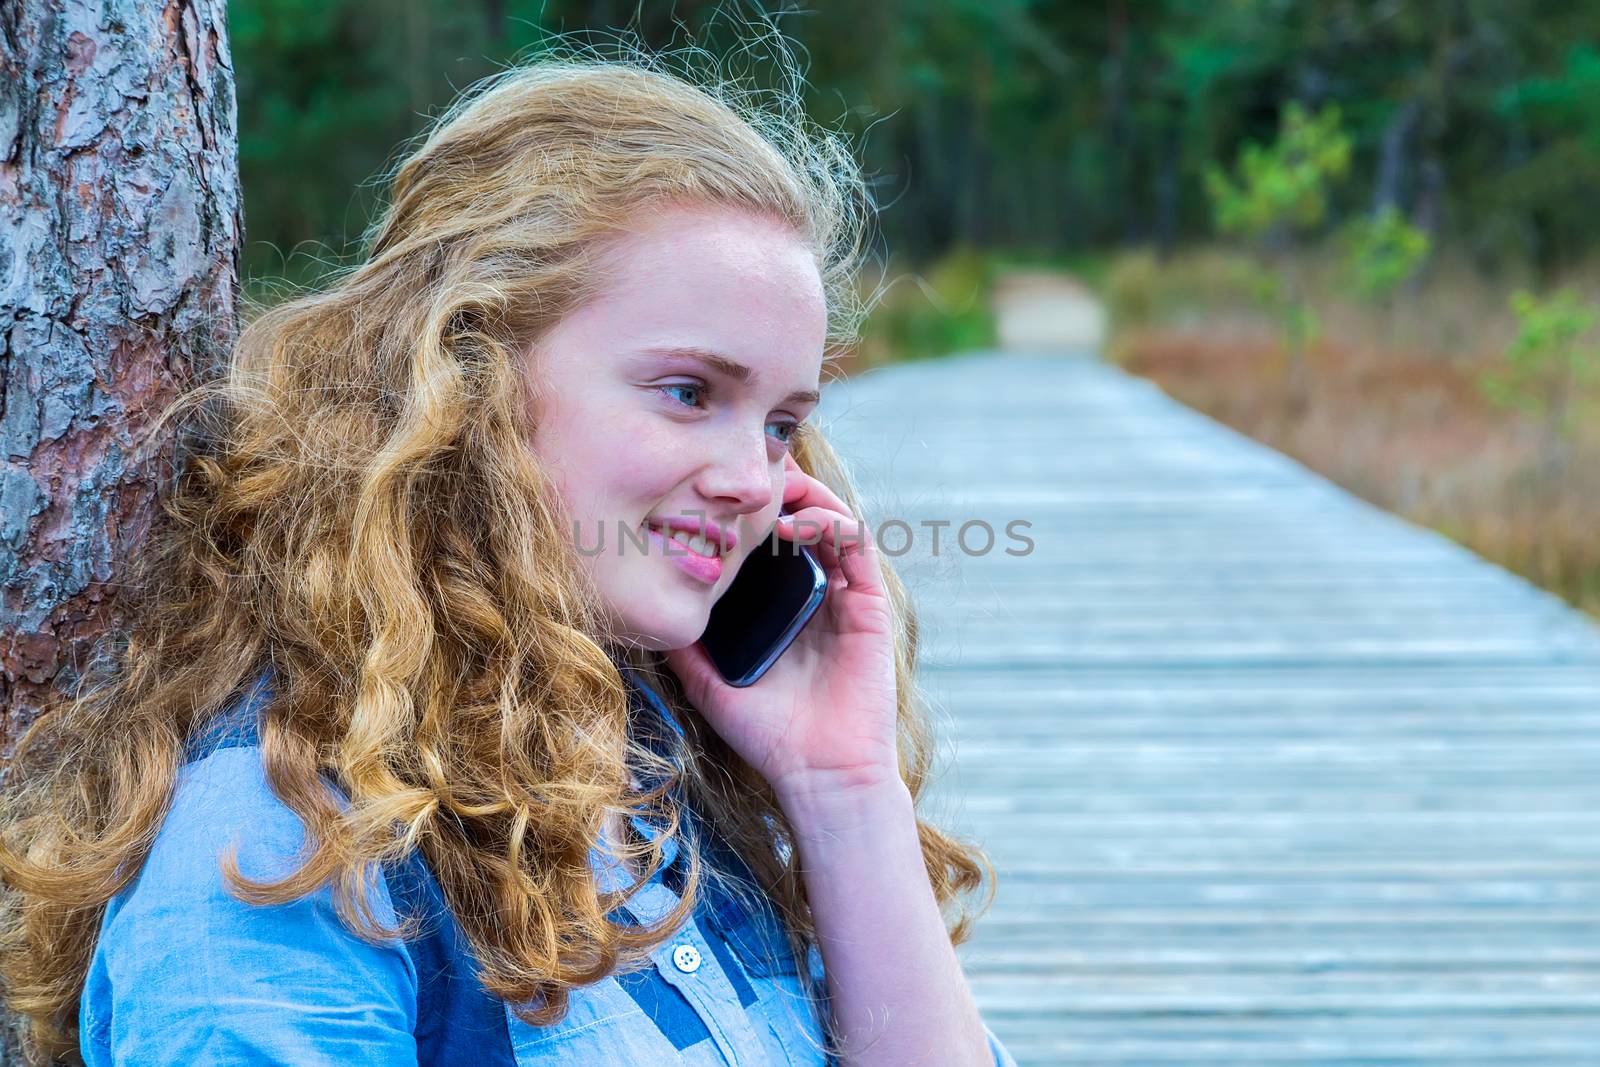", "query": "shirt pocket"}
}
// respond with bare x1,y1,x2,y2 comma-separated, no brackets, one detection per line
701,876,802,979
754,944,834,1066
504,969,726,1066
701,890,834,1066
